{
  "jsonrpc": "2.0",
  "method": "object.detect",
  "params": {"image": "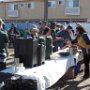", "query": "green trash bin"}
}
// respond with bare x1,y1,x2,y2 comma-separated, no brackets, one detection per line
46,36,53,59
